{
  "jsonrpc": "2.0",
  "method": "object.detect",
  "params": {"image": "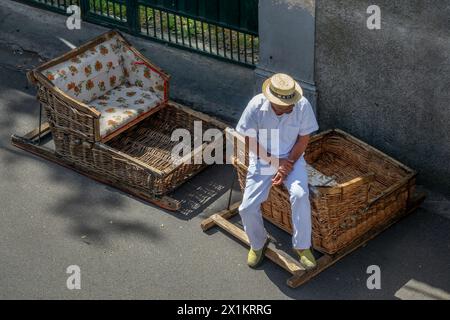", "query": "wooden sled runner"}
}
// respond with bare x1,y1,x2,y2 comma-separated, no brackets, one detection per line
11,30,227,211
201,194,424,288
201,129,426,288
